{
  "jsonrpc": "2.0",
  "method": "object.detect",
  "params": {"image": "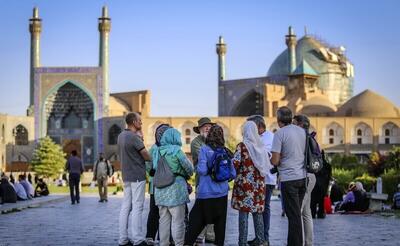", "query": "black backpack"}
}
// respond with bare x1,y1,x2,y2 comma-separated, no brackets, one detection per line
304,130,323,173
